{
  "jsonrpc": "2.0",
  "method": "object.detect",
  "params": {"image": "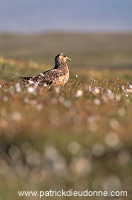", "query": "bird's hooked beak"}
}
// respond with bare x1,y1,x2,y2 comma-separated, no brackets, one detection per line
66,56,71,61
